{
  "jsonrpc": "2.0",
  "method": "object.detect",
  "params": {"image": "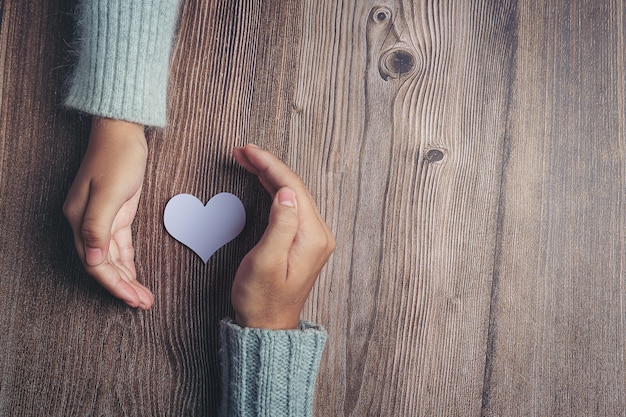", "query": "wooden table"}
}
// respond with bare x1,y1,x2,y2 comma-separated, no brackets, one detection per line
1,0,624,415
